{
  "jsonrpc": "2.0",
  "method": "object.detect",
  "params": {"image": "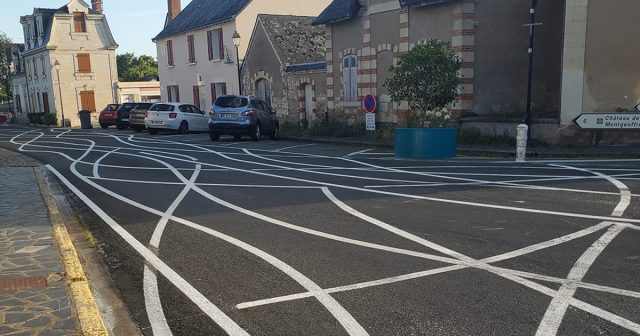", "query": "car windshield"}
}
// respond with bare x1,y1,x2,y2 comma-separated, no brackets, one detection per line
133,103,154,110
215,97,248,108
150,104,175,112
118,103,138,112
